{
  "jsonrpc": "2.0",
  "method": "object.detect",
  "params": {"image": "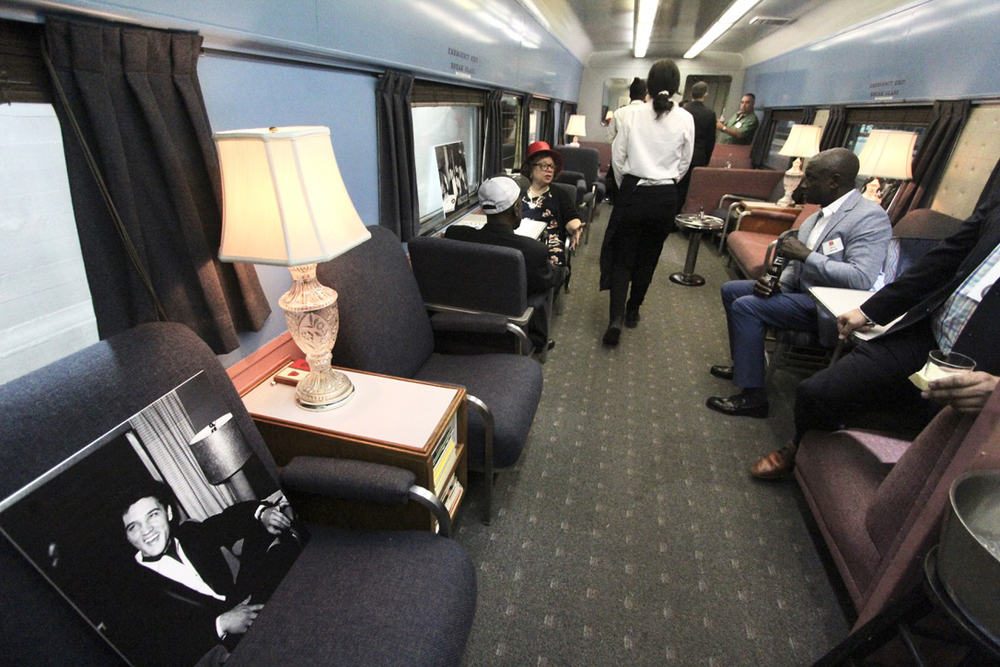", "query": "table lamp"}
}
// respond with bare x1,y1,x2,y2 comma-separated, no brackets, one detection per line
856,129,916,201
604,109,613,125
190,412,255,500
776,124,823,207
214,126,371,411
565,114,587,146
